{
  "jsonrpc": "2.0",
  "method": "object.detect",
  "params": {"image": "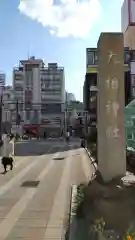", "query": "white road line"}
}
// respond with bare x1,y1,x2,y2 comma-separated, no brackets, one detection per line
44,148,73,239
14,156,33,168
0,147,53,196
0,151,60,240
